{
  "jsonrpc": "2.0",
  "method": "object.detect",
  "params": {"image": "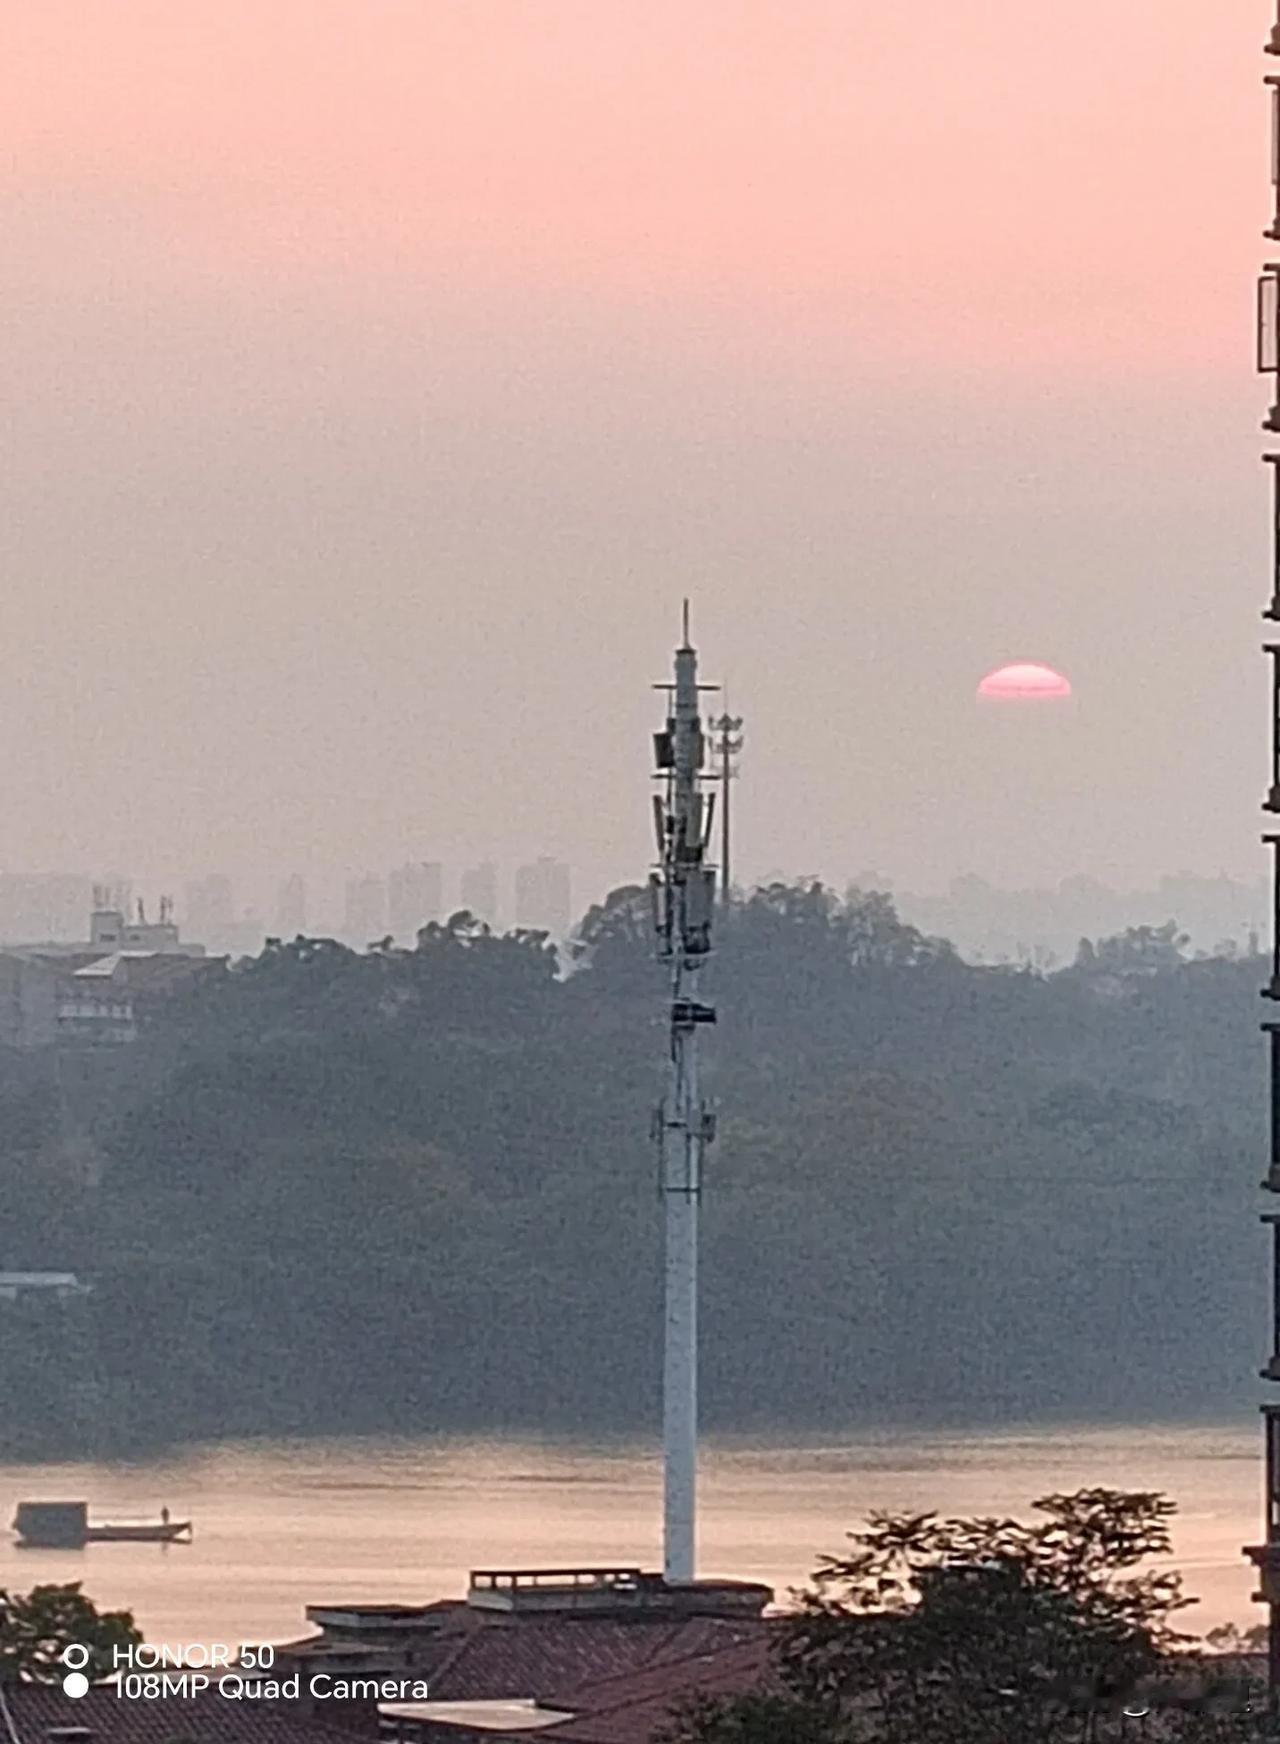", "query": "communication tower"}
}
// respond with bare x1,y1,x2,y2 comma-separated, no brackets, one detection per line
649,605,719,1583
